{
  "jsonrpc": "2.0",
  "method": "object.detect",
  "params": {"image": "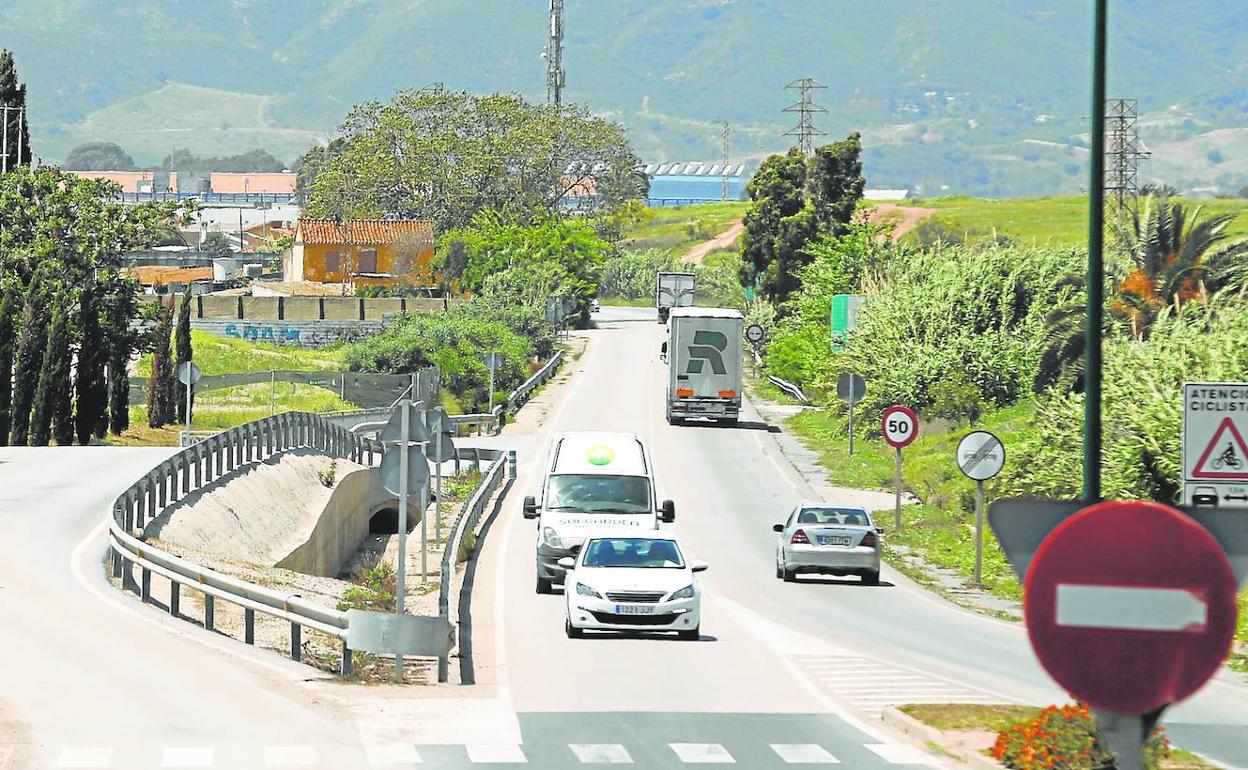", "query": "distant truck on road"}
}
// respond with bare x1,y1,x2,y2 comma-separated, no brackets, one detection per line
655,271,697,323
662,307,743,425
